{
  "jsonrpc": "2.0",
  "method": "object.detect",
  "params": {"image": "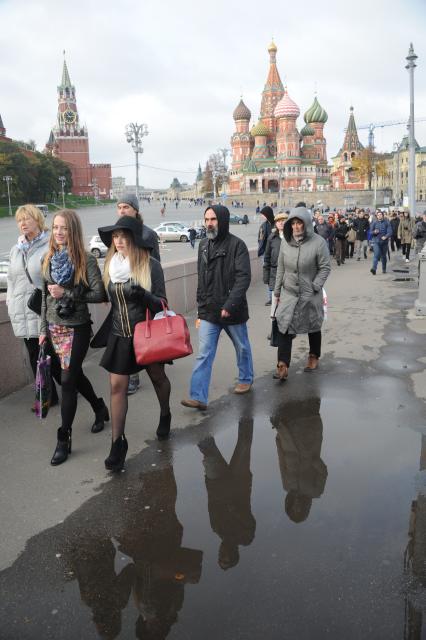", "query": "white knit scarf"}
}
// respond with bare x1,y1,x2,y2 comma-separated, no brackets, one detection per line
109,252,131,283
